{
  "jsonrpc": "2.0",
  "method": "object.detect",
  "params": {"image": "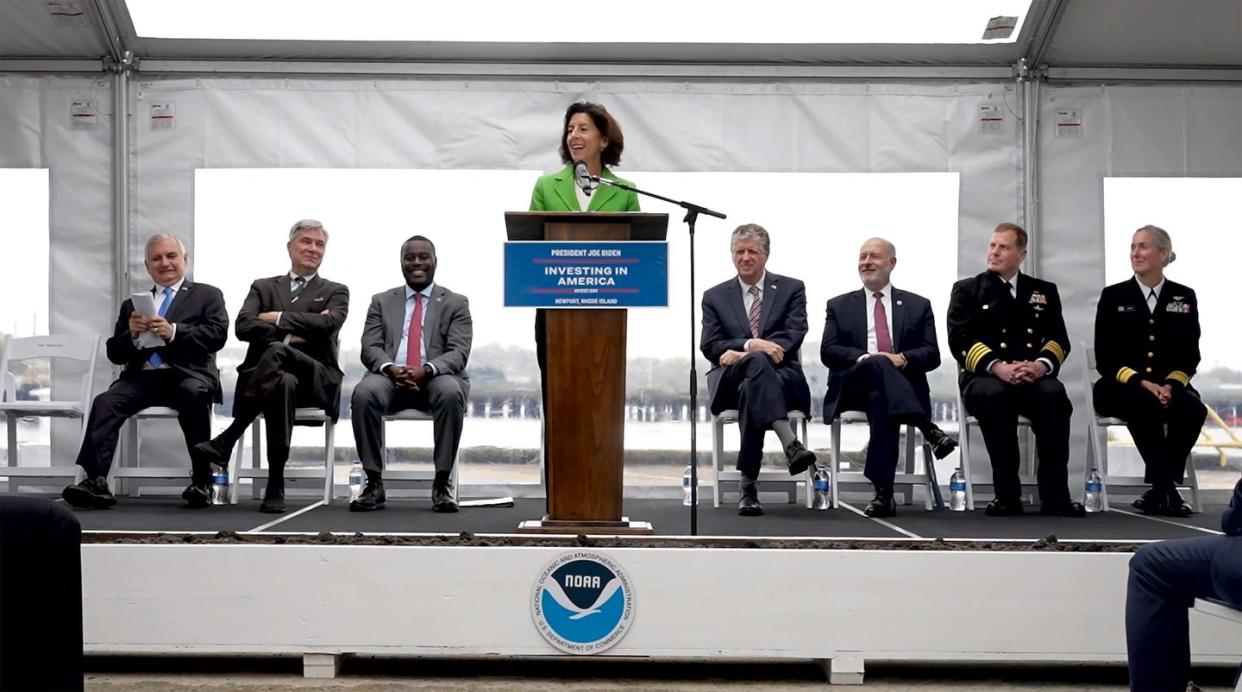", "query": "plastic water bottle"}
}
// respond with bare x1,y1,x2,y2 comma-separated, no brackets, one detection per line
349,461,365,501
812,463,831,510
210,468,229,505
1084,467,1104,513
682,463,696,506
949,468,967,511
